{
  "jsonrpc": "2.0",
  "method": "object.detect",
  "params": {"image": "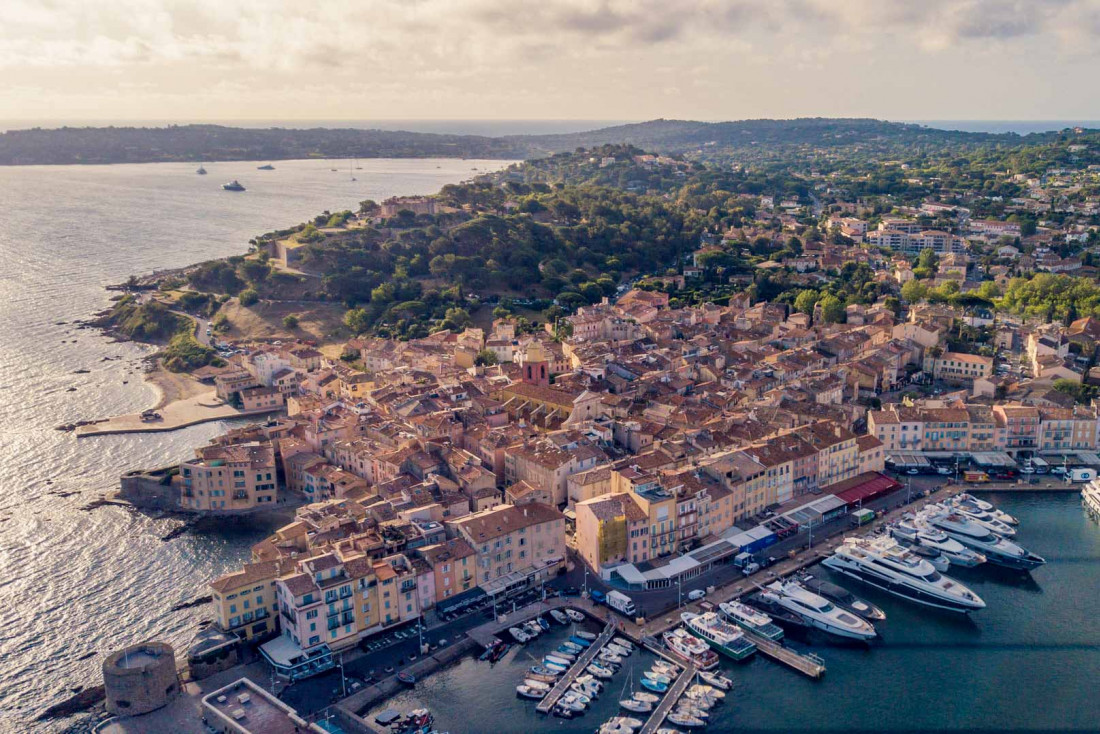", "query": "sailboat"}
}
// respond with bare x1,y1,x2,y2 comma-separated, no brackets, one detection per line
196,164,207,175
350,158,357,182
